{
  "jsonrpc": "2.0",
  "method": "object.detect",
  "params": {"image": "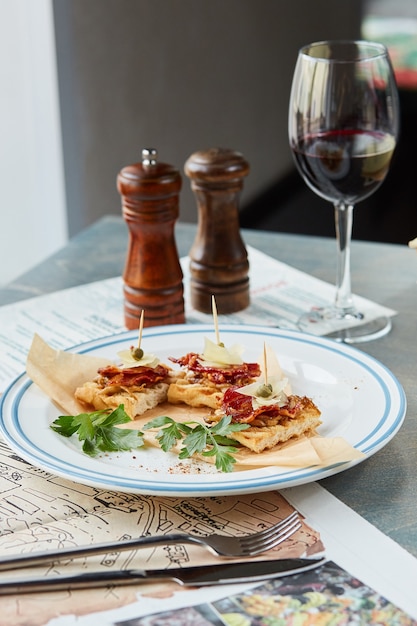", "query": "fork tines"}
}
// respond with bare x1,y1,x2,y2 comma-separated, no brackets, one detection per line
239,511,301,555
